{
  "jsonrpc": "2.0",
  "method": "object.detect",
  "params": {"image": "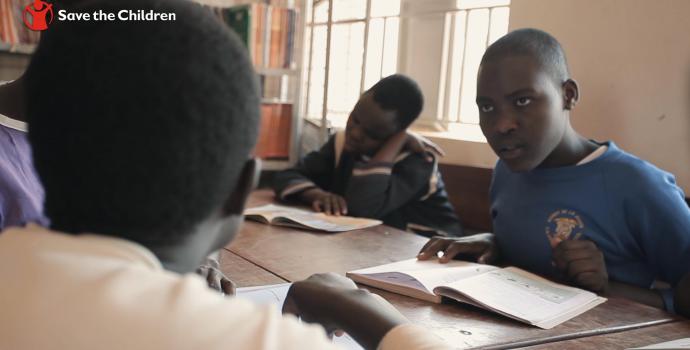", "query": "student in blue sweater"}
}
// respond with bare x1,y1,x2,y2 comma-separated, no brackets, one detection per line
418,28,690,312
